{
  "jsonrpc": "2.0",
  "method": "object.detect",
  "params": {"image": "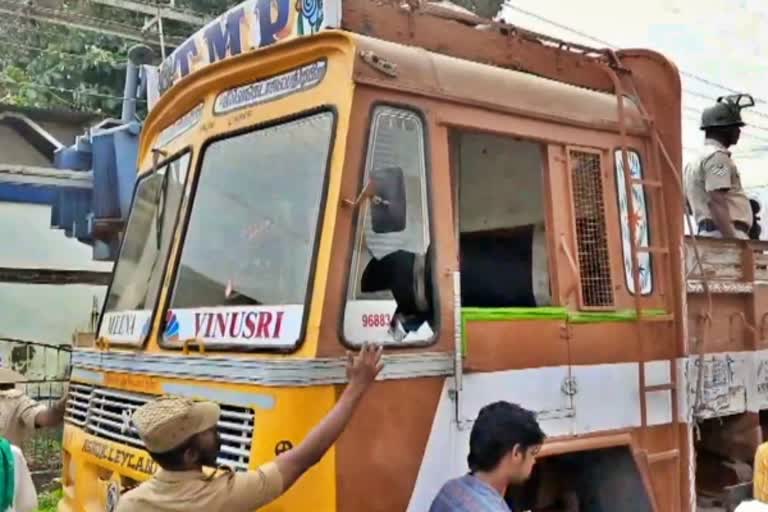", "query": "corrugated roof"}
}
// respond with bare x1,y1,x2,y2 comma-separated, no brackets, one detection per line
0,103,101,126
